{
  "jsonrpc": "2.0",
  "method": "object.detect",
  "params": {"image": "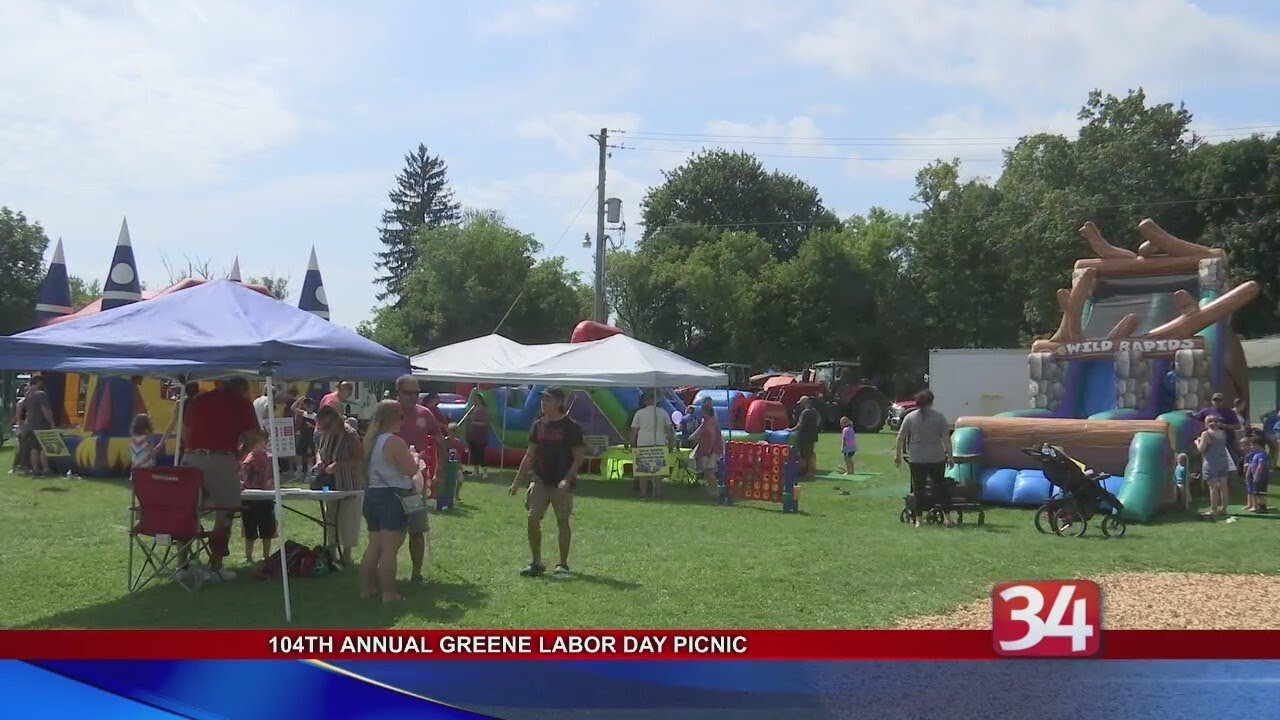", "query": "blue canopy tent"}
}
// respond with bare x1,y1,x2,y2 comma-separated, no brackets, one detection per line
0,279,411,621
